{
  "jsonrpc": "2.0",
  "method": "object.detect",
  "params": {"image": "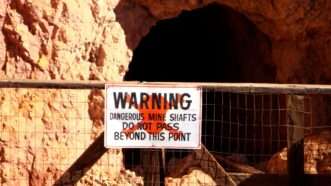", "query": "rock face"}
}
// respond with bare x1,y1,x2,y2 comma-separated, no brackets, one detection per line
127,0,331,128
266,130,331,174
0,88,127,185
1,0,331,185
0,0,132,185
166,169,216,186
131,0,331,80
0,0,131,81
